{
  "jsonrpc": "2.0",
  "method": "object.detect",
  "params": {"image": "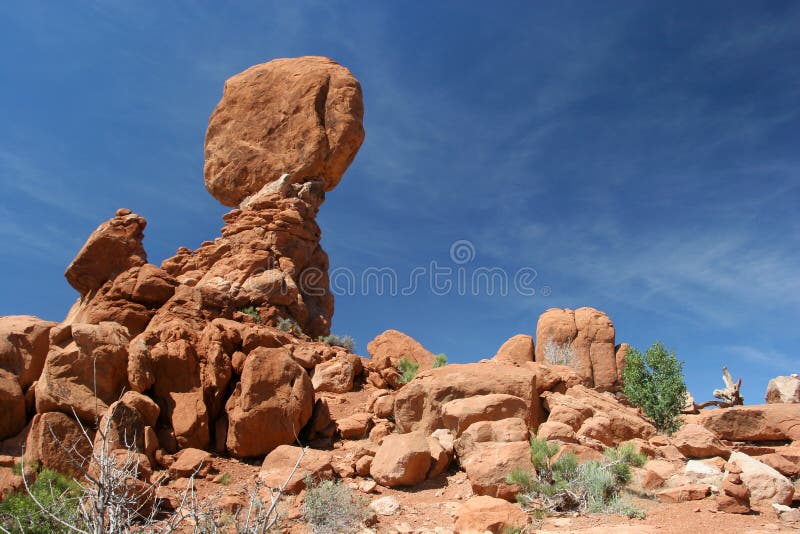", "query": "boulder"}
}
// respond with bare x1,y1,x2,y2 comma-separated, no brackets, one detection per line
727,451,794,507
454,418,529,460
541,385,656,447
453,495,529,534
336,412,373,439
0,315,56,389
226,347,314,457
96,400,146,453
369,496,401,516
259,445,333,492
672,423,729,459
459,440,532,501
120,391,160,428
684,460,723,483
0,369,25,440
717,469,750,514
535,307,619,391
204,56,364,206
367,329,436,372
492,334,534,366
311,354,357,393
169,448,212,478
765,375,800,404
25,412,93,476
64,209,147,296
656,484,711,503
393,362,539,434
536,420,578,443
370,431,431,487
441,394,528,436
36,322,130,422
684,404,800,442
